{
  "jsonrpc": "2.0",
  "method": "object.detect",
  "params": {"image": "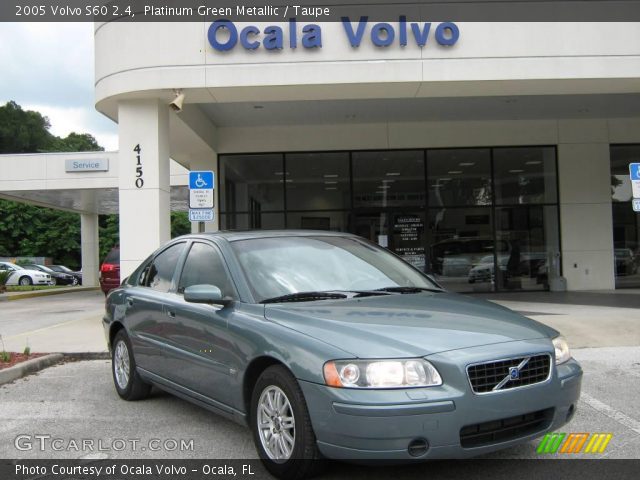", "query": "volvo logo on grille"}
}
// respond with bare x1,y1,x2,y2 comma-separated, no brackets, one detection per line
491,356,531,391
